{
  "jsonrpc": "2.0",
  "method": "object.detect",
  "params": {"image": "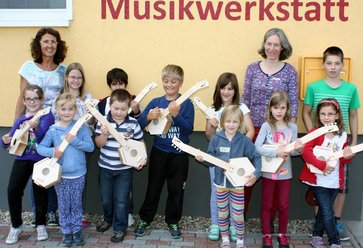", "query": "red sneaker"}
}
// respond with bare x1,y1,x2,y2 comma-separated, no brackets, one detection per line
277,234,289,248
262,234,273,248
